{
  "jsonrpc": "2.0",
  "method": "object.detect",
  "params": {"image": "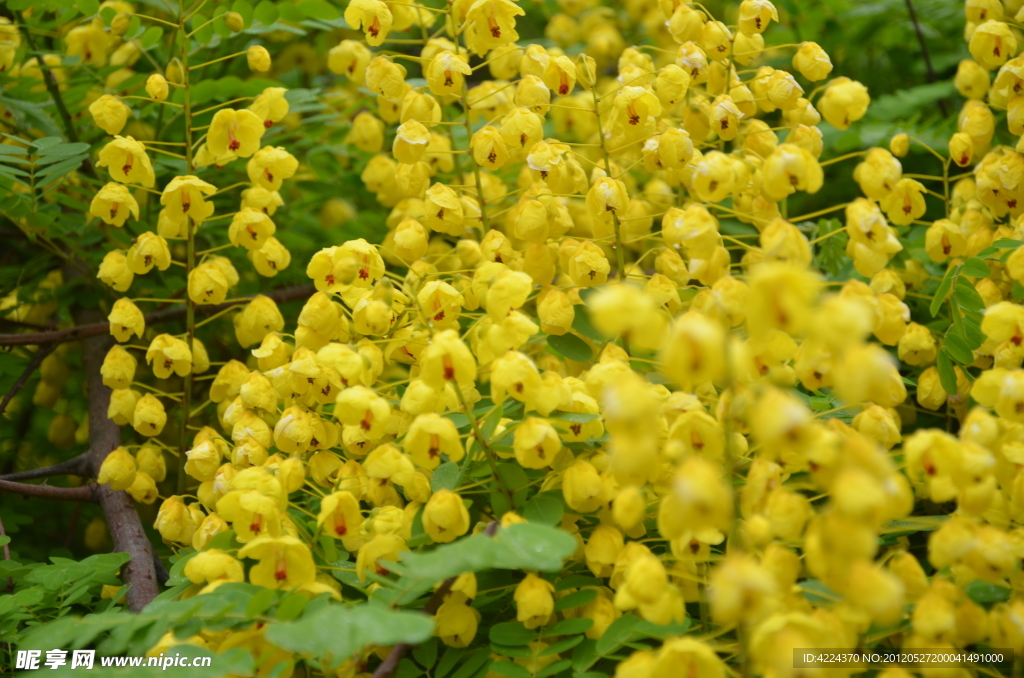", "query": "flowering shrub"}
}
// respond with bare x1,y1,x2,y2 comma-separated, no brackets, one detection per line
2,0,1024,676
